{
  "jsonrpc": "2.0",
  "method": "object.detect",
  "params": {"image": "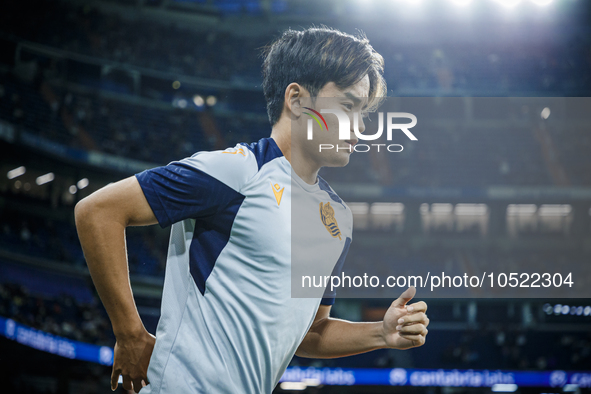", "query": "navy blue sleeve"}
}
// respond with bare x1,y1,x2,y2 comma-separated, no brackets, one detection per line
321,237,352,306
135,161,242,228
